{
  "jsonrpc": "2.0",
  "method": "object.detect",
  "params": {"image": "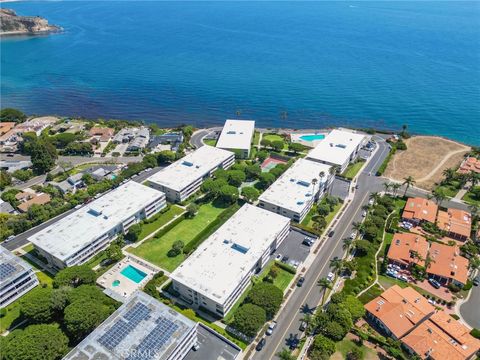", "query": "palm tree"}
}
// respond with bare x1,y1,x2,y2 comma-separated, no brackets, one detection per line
383,182,391,195
328,165,340,194
391,183,401,198
442,168,455,183
468,204,479,220
317,277,333,305
352,221,364,235
312,178,318,199
369,192,379,205
403,176,416,197
343,238,353,252
433,189,447,208
330,258,343,275
470,172,480,190
319,171,325,194
277,348,296,360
